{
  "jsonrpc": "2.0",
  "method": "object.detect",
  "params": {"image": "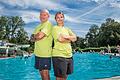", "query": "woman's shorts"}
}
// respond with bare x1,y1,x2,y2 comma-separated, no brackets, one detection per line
52,57,73,78
35,56,51,71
